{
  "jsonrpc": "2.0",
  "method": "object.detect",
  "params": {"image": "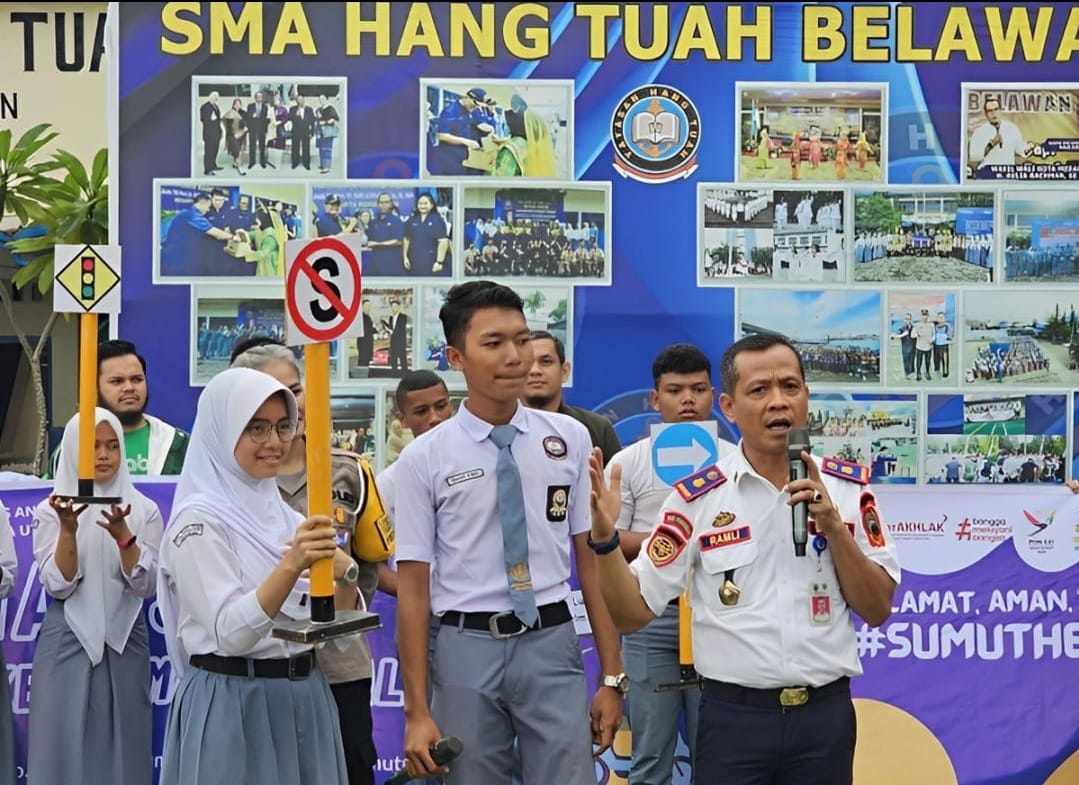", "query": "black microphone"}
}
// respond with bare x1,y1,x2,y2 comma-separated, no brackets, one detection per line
386,737,464,785
787,427,811,557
